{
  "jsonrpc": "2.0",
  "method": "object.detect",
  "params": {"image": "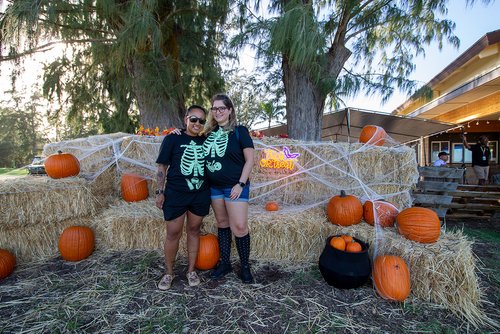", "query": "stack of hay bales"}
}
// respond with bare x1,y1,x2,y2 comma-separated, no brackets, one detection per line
0,132,487,326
